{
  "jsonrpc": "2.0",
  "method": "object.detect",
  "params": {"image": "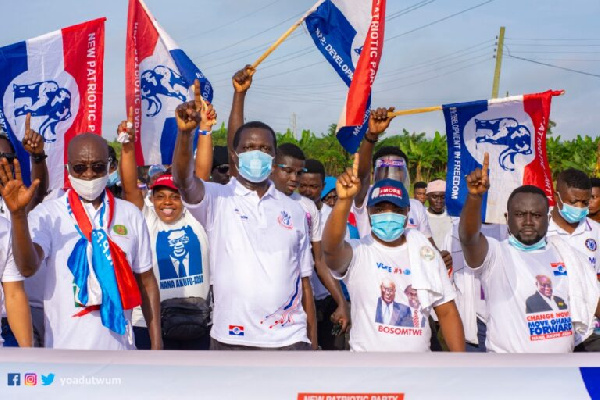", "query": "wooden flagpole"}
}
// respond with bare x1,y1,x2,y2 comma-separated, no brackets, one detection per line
387,90,565,118
252,0,323,69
